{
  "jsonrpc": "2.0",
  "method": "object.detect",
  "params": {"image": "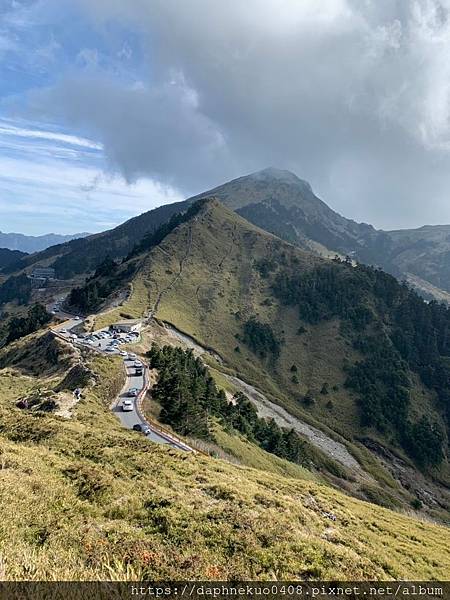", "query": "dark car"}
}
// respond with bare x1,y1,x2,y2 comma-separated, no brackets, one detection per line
133,423,142,432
